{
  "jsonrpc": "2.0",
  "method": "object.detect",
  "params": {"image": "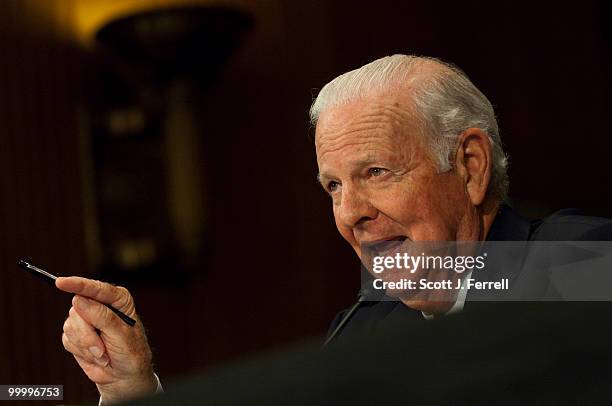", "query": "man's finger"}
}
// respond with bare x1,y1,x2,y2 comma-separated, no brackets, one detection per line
56,277,129,309
62,332,109,367
73,295,127,332
64,305,109,362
